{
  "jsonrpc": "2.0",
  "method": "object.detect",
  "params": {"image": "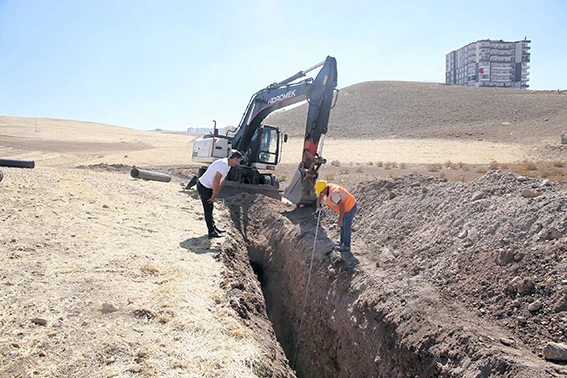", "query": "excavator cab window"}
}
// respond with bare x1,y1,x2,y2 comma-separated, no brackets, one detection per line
249,125,279,165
